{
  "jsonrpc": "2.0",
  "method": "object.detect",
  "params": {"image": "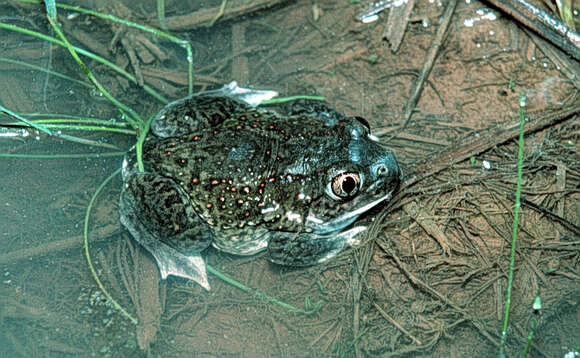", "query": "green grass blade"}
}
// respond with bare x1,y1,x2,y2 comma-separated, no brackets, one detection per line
135,115,154,172
1,116,132,149
55,133,122,150
209,0,228,27
0,152,124,159
15,113,110,120
499,94,527,357
38,124,135,135
3,118,132,128
519,295,541,358
84,168,137,324
206,264,322,315
0,104,52,135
